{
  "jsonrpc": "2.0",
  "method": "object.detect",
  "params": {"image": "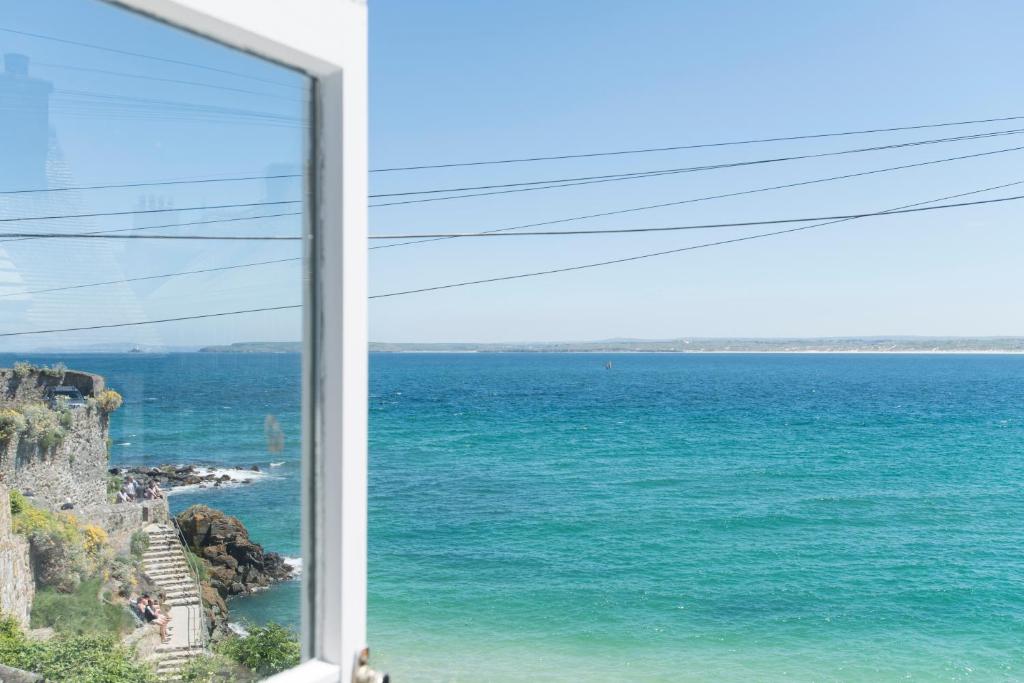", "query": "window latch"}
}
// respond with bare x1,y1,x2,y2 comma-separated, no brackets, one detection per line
353,647,389,683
